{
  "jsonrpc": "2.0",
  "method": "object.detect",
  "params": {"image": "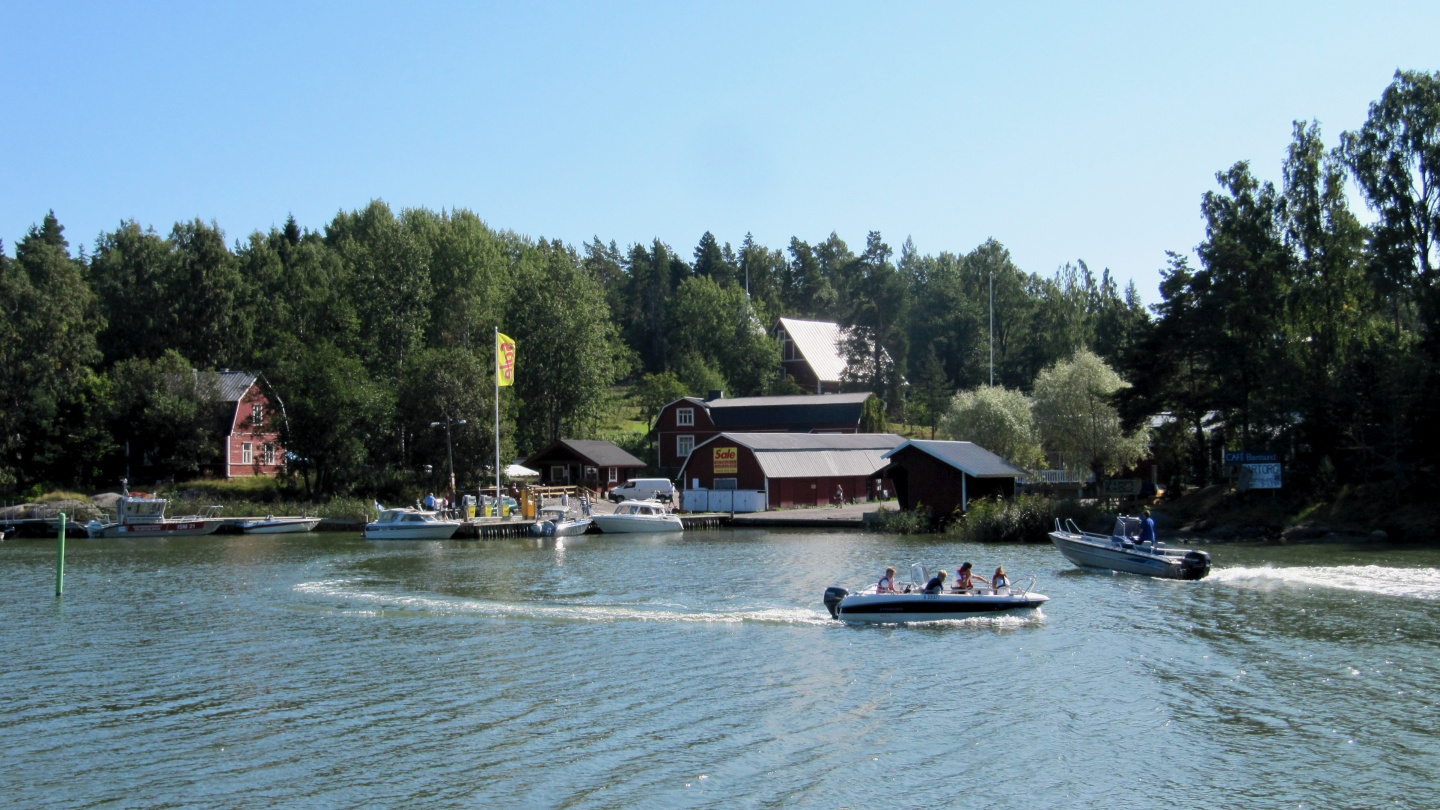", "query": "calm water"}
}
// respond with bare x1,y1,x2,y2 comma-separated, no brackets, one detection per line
3,529,1438,808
